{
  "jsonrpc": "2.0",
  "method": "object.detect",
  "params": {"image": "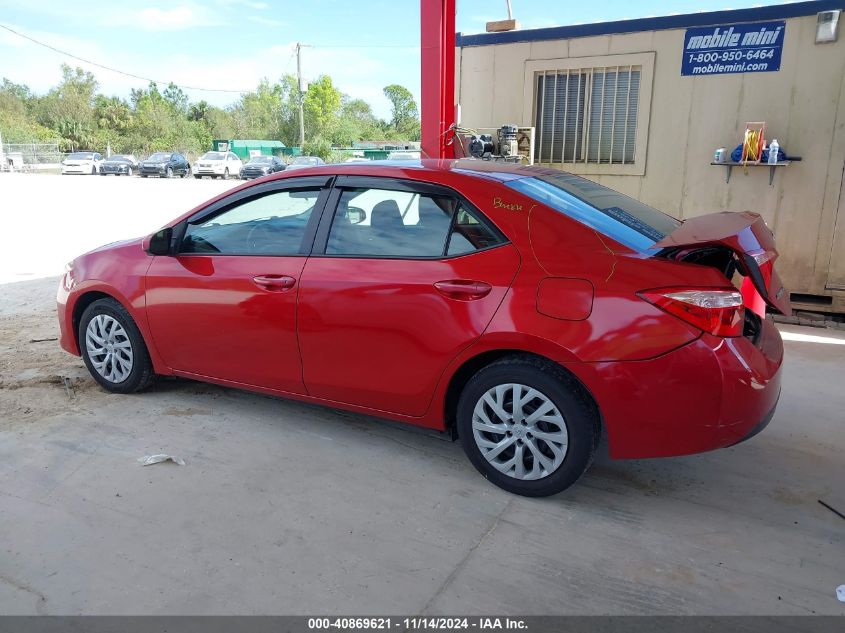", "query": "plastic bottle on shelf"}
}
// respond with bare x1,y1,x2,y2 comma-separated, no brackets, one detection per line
768,139,779,165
